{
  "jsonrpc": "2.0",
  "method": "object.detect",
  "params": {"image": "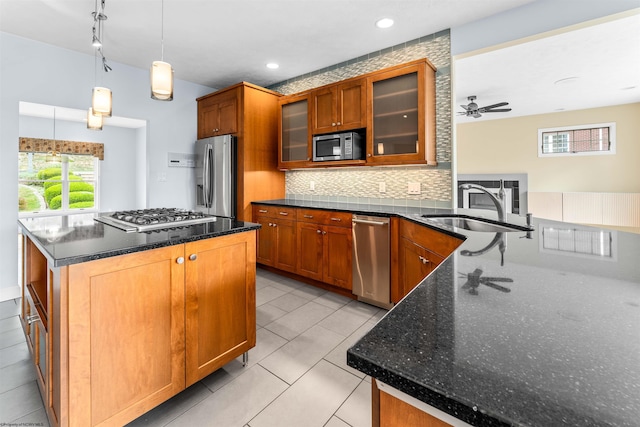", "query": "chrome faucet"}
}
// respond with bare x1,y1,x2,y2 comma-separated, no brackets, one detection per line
459,179,506,222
